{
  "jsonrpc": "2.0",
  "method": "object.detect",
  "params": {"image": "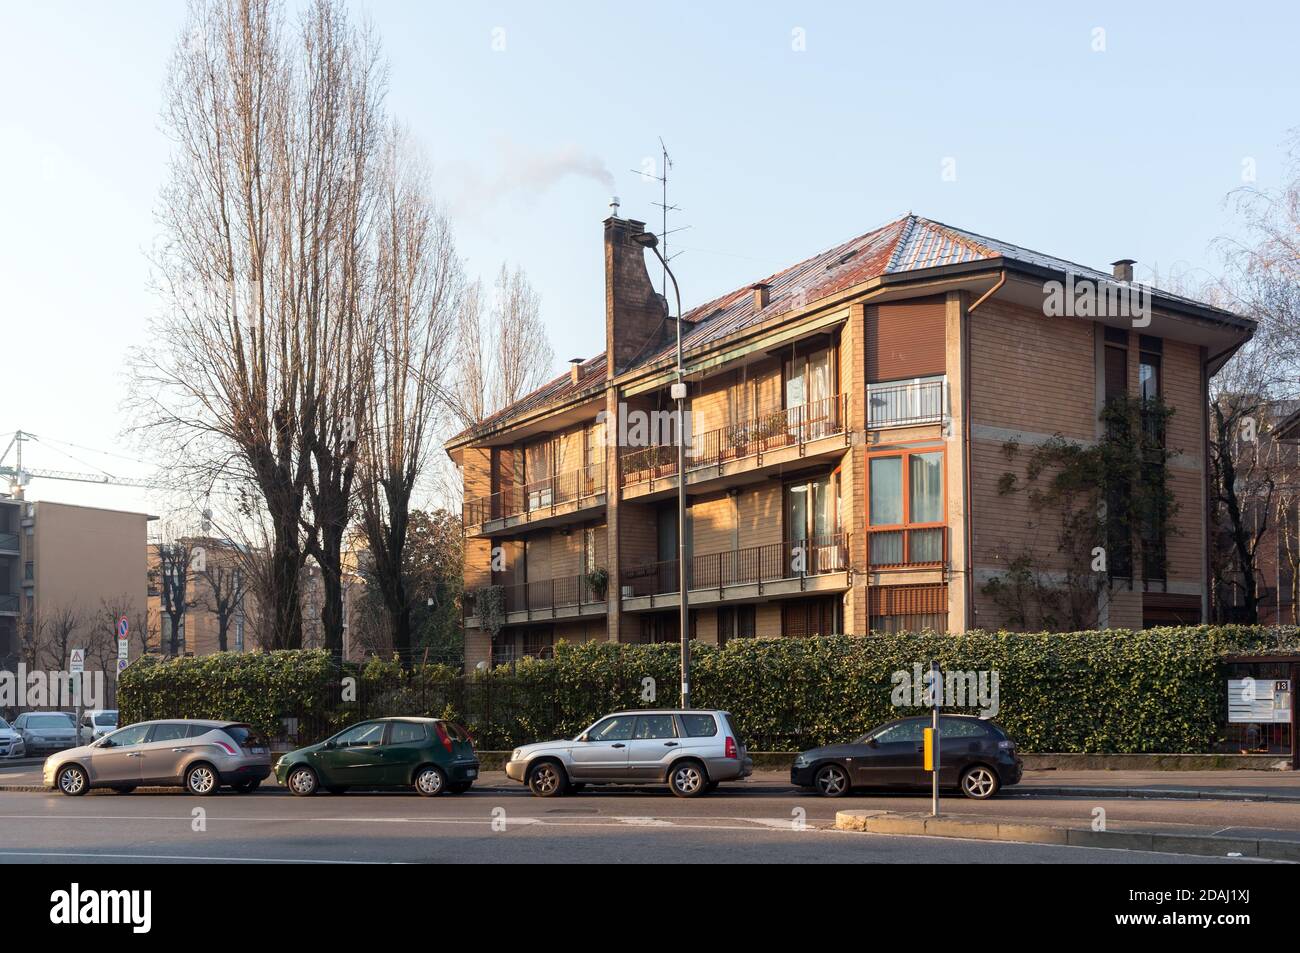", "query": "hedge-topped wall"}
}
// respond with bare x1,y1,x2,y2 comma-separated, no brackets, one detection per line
118,626,1298,752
